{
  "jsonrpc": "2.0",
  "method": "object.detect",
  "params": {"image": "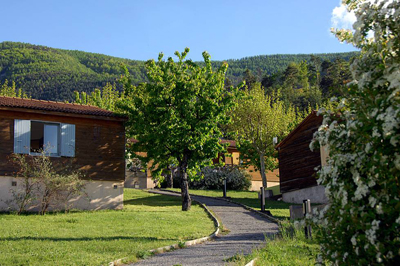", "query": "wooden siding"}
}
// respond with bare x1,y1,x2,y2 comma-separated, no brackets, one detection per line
0,110,125,182
278,113,322,193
